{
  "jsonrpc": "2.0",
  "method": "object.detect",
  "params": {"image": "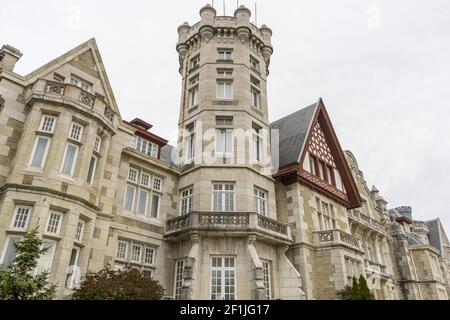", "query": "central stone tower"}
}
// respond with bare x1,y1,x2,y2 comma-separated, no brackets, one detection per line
166,4,303,300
